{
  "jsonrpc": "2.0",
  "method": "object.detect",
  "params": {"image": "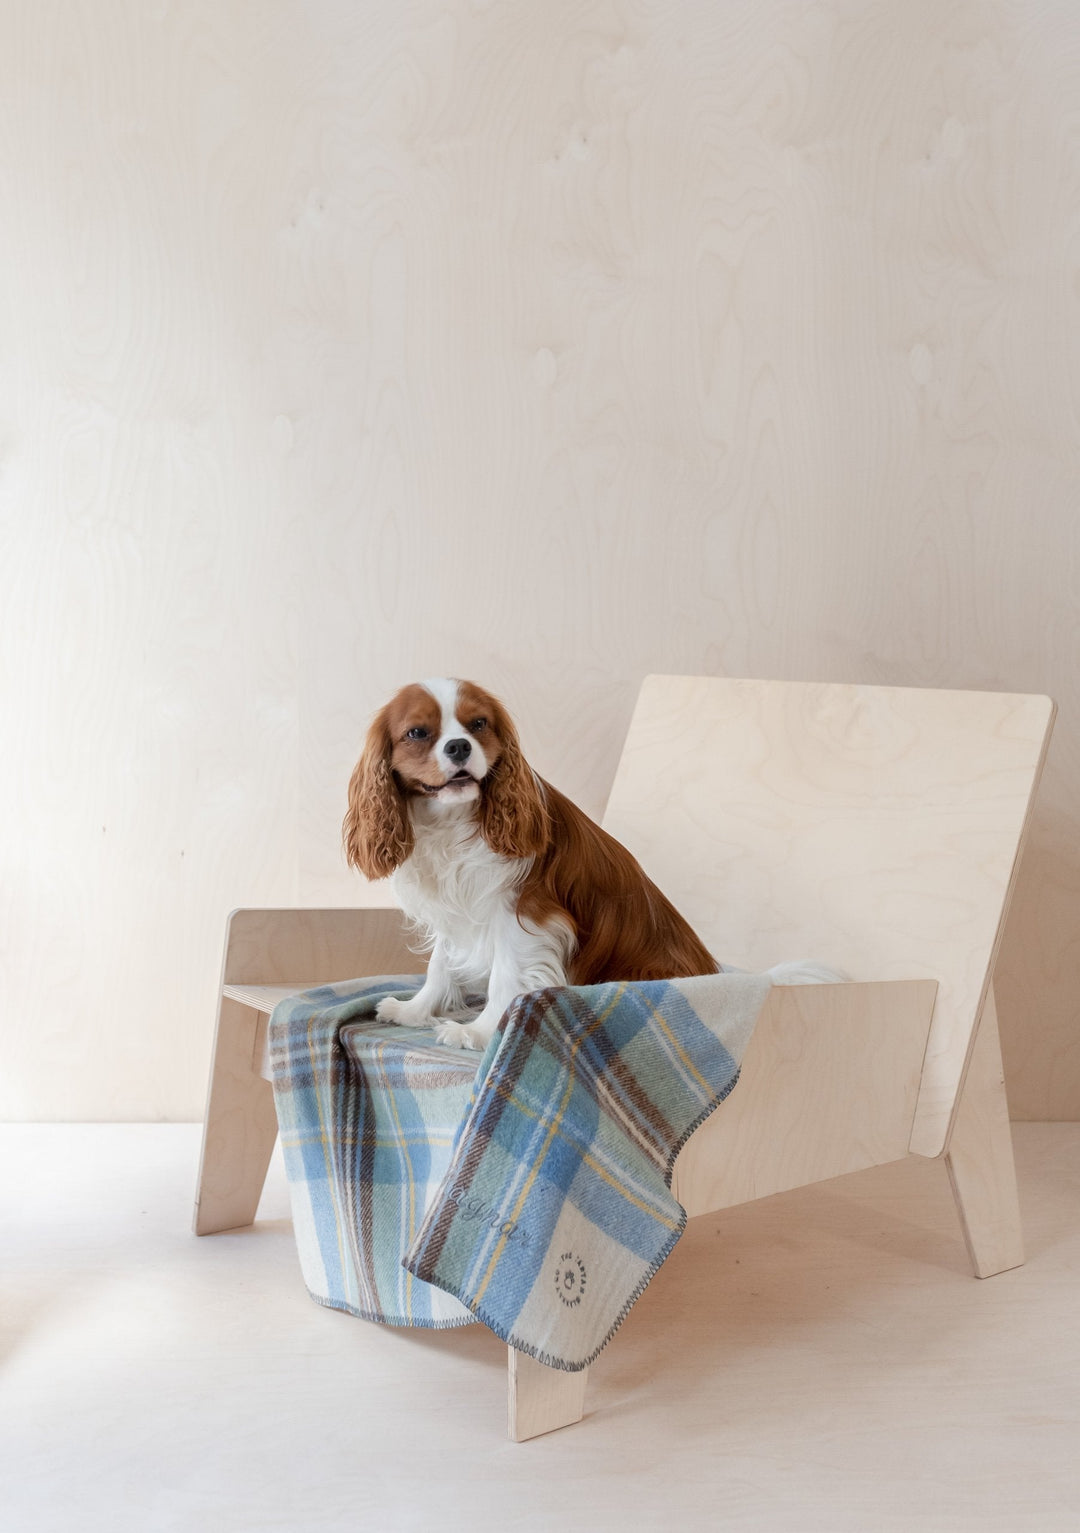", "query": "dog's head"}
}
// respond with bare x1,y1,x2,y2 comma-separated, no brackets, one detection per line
342,678,549,878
